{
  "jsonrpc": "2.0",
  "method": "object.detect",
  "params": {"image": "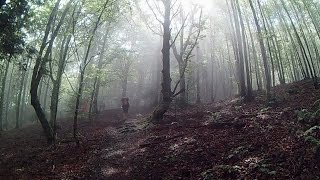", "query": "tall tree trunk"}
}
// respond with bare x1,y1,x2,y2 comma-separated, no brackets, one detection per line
196,46,201,103
90,28,109,118
153,48,162,106
30,0,70,144
5,62,14,129
278,0,314,82
43,78,50,111
248,0,271,101
231,0,246,98
121,72,128,97
16,63,28,129
236,0,252,101
0,60,10,131
151,0,172,121
73,72,84,142
89,76,98,121
302,0,320,40
50,34,71,137
278,10,308,79
290,0,318,85
179,63,187,105
21,60,32,123
73,0,109,142
246,17,262,90
210,54,215,102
